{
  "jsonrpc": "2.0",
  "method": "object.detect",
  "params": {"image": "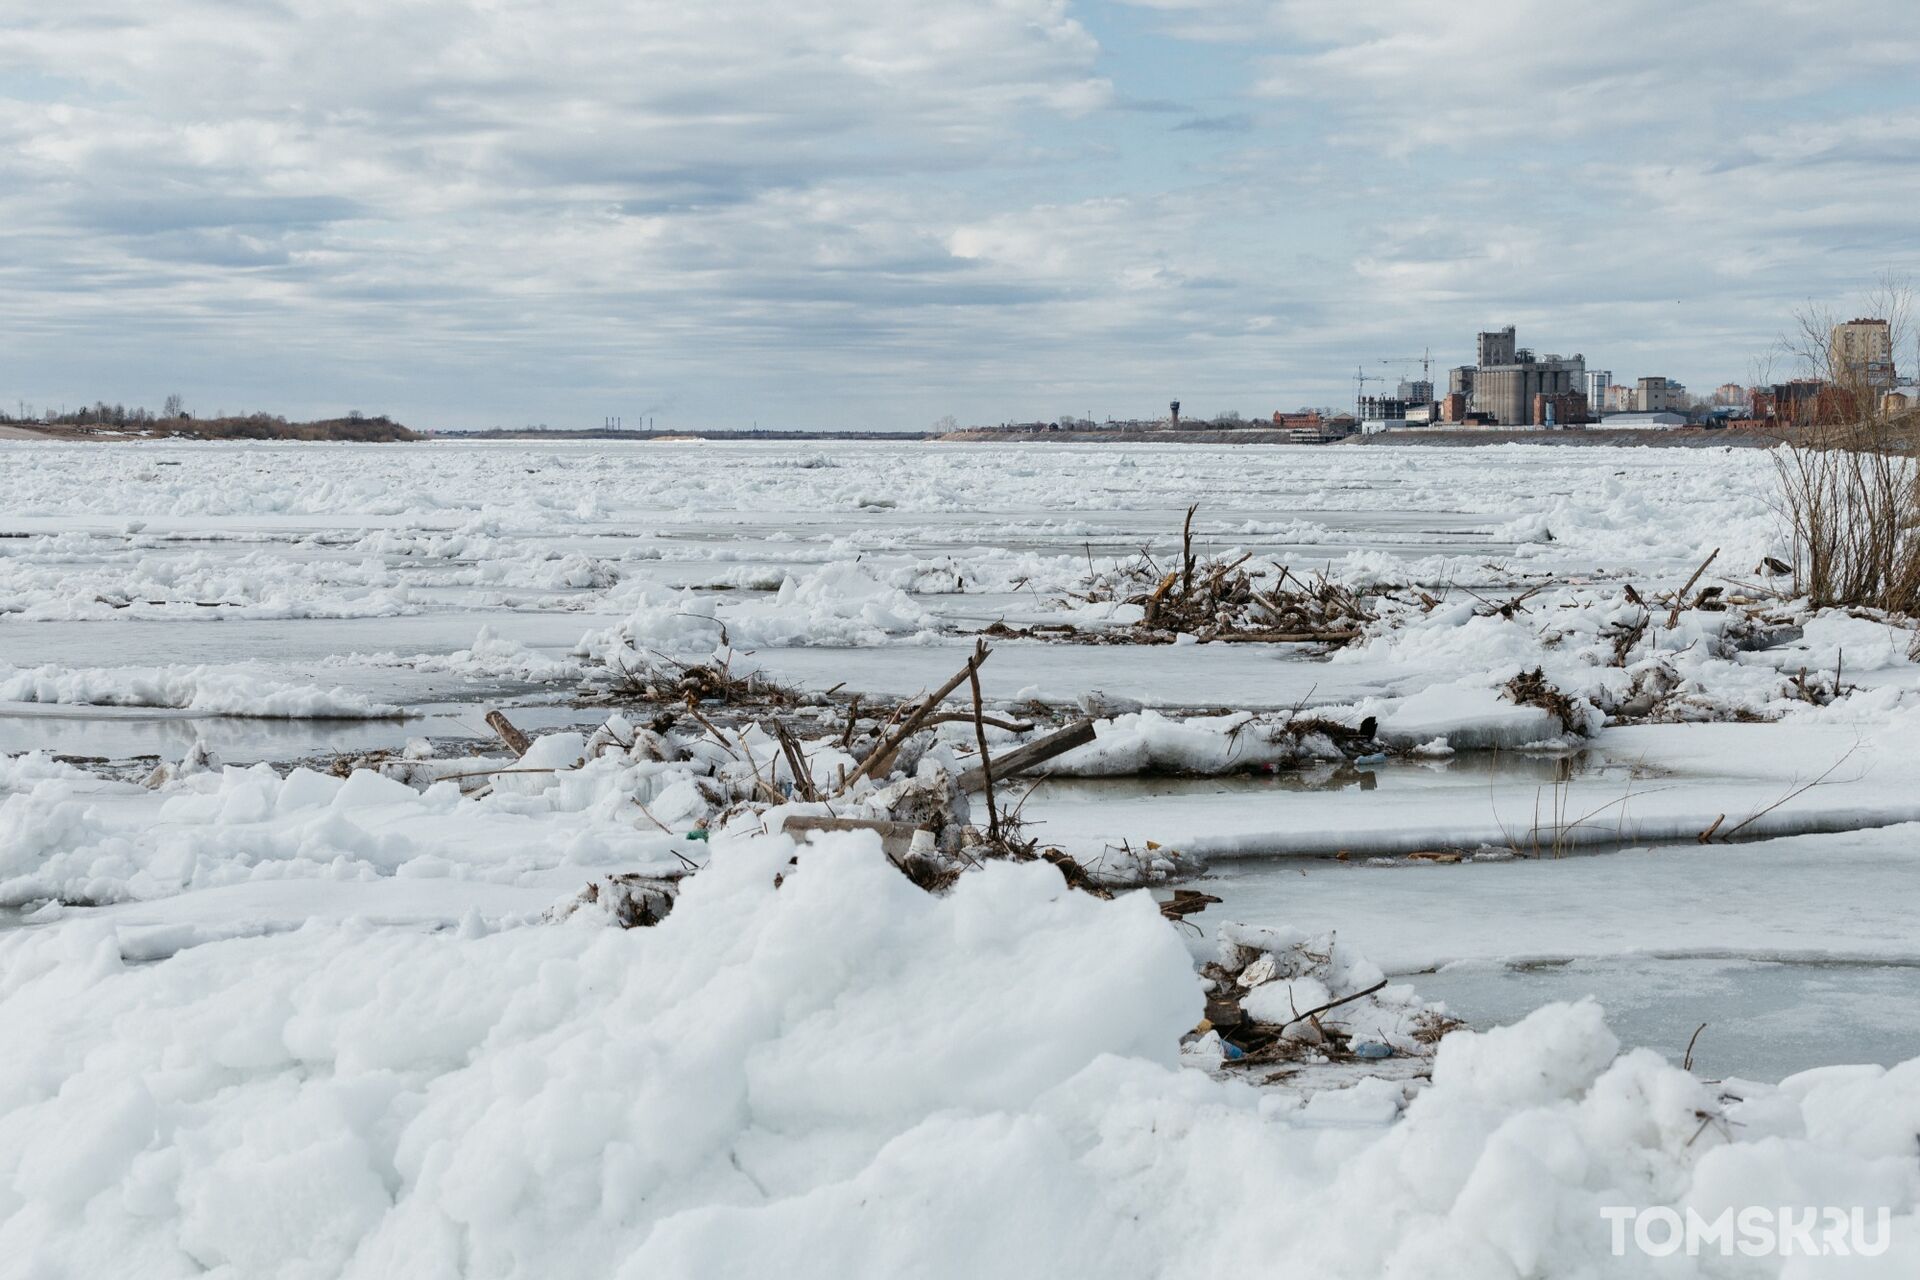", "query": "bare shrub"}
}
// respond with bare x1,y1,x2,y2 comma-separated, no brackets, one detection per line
1773,419,1920,614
